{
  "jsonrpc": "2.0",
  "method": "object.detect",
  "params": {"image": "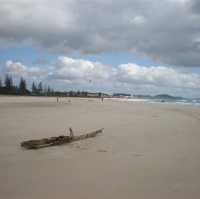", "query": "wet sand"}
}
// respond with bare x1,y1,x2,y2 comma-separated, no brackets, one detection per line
0,96,200,199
